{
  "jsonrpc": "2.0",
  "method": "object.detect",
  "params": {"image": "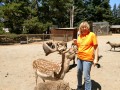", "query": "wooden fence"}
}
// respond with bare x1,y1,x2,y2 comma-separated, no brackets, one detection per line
0,34,73,45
